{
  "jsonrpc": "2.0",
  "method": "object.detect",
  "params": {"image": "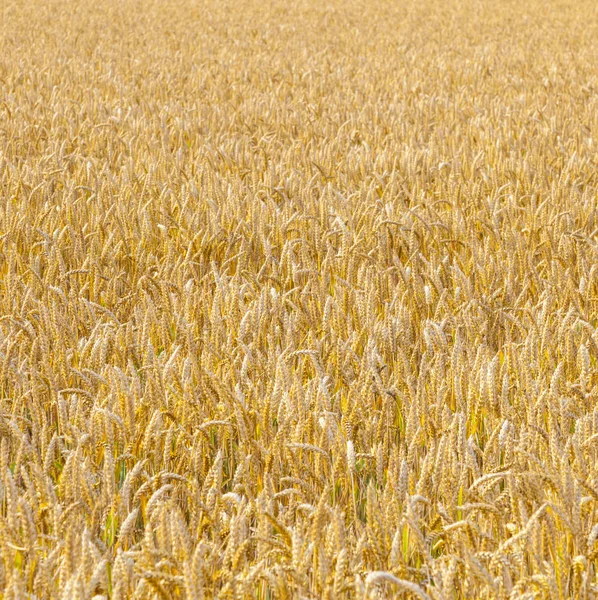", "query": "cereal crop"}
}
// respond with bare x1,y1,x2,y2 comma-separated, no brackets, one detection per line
1,0,598,597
